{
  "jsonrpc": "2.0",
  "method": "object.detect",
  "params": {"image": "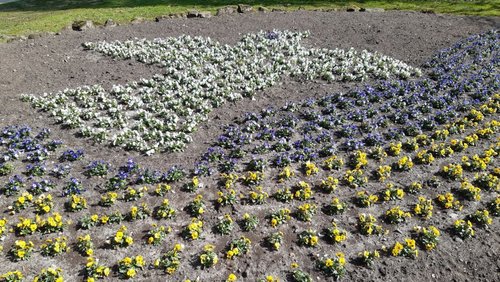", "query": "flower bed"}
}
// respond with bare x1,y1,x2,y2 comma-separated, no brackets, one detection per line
0,30,498,281
22,30,420,154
